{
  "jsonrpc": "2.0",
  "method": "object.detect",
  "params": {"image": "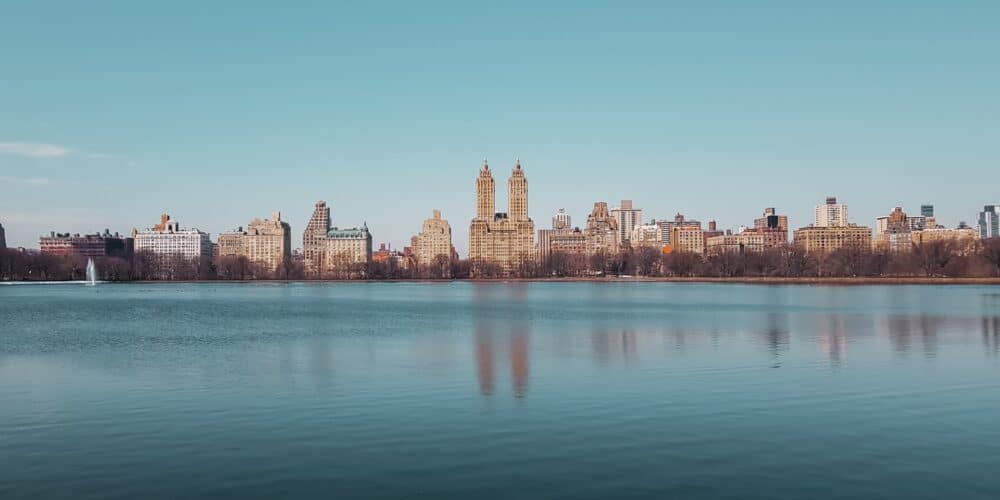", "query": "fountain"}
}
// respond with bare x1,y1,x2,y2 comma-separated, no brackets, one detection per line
86,258,97,286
